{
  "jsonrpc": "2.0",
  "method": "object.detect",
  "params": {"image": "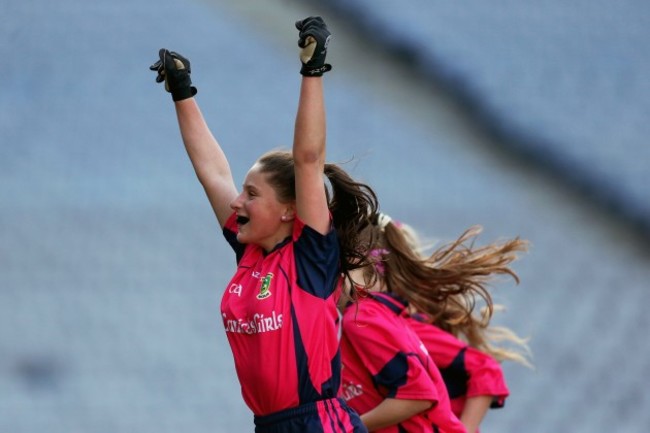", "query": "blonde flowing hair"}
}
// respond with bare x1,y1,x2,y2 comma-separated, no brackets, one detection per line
362,215,533,367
